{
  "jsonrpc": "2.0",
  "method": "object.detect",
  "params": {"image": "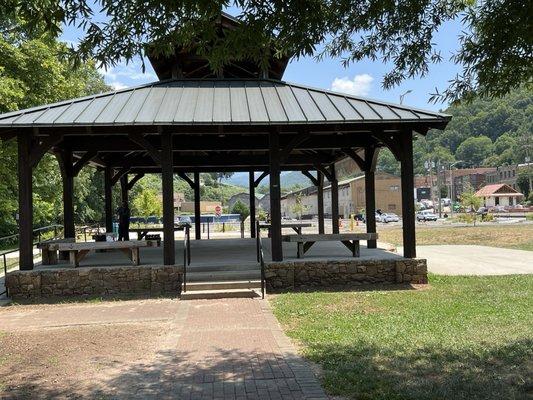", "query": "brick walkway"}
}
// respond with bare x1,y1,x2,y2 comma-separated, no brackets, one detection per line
170,298,327,400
